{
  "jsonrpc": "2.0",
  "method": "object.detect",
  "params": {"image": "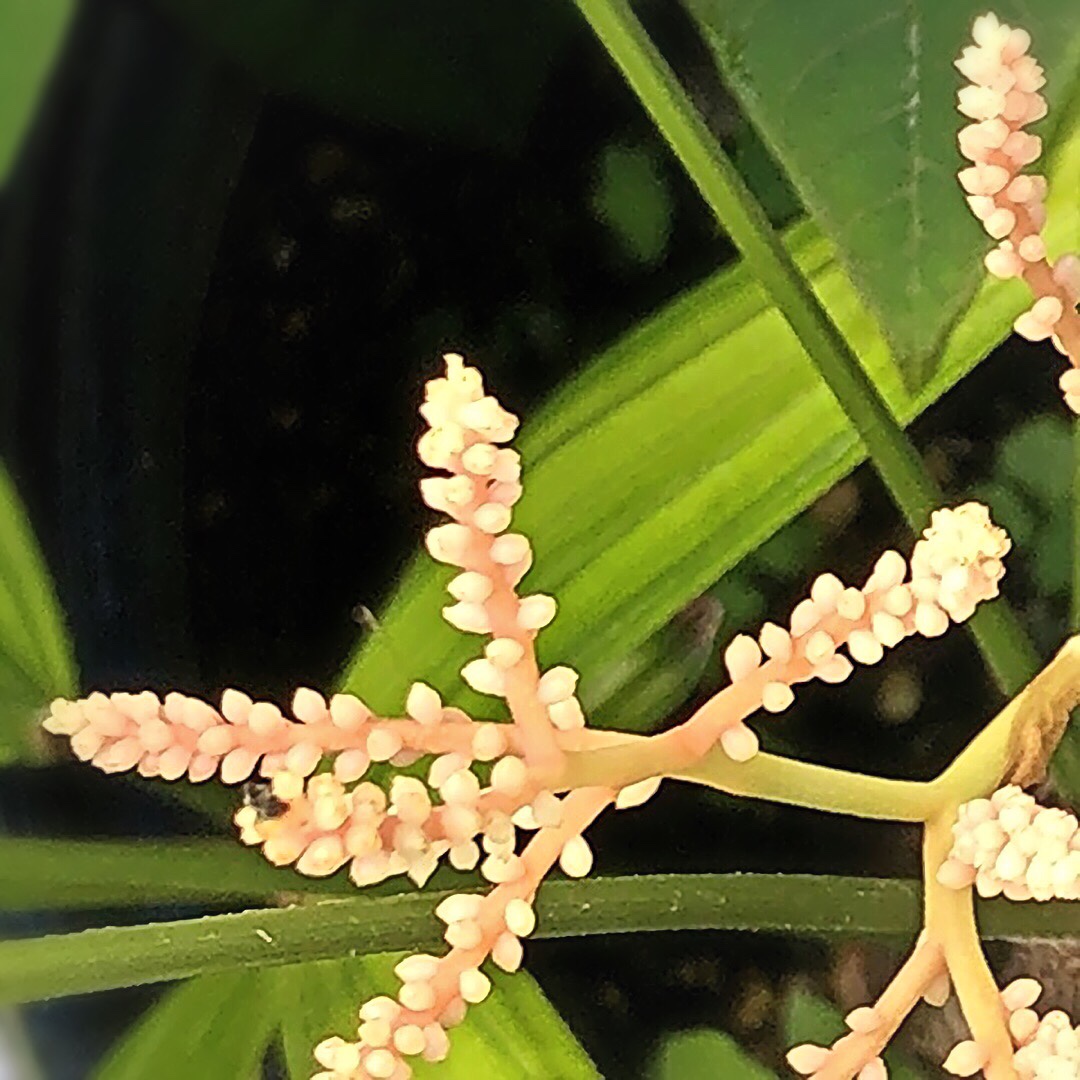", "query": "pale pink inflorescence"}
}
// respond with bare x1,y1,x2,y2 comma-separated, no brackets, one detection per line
702,503,1010,762
944,978,1079,1078
308,787,610,1080
41,684,518,788
418,353,586,763
34,356,1027,1080
956,12,1080,411
937,785,1080,901
42,354,622,1080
